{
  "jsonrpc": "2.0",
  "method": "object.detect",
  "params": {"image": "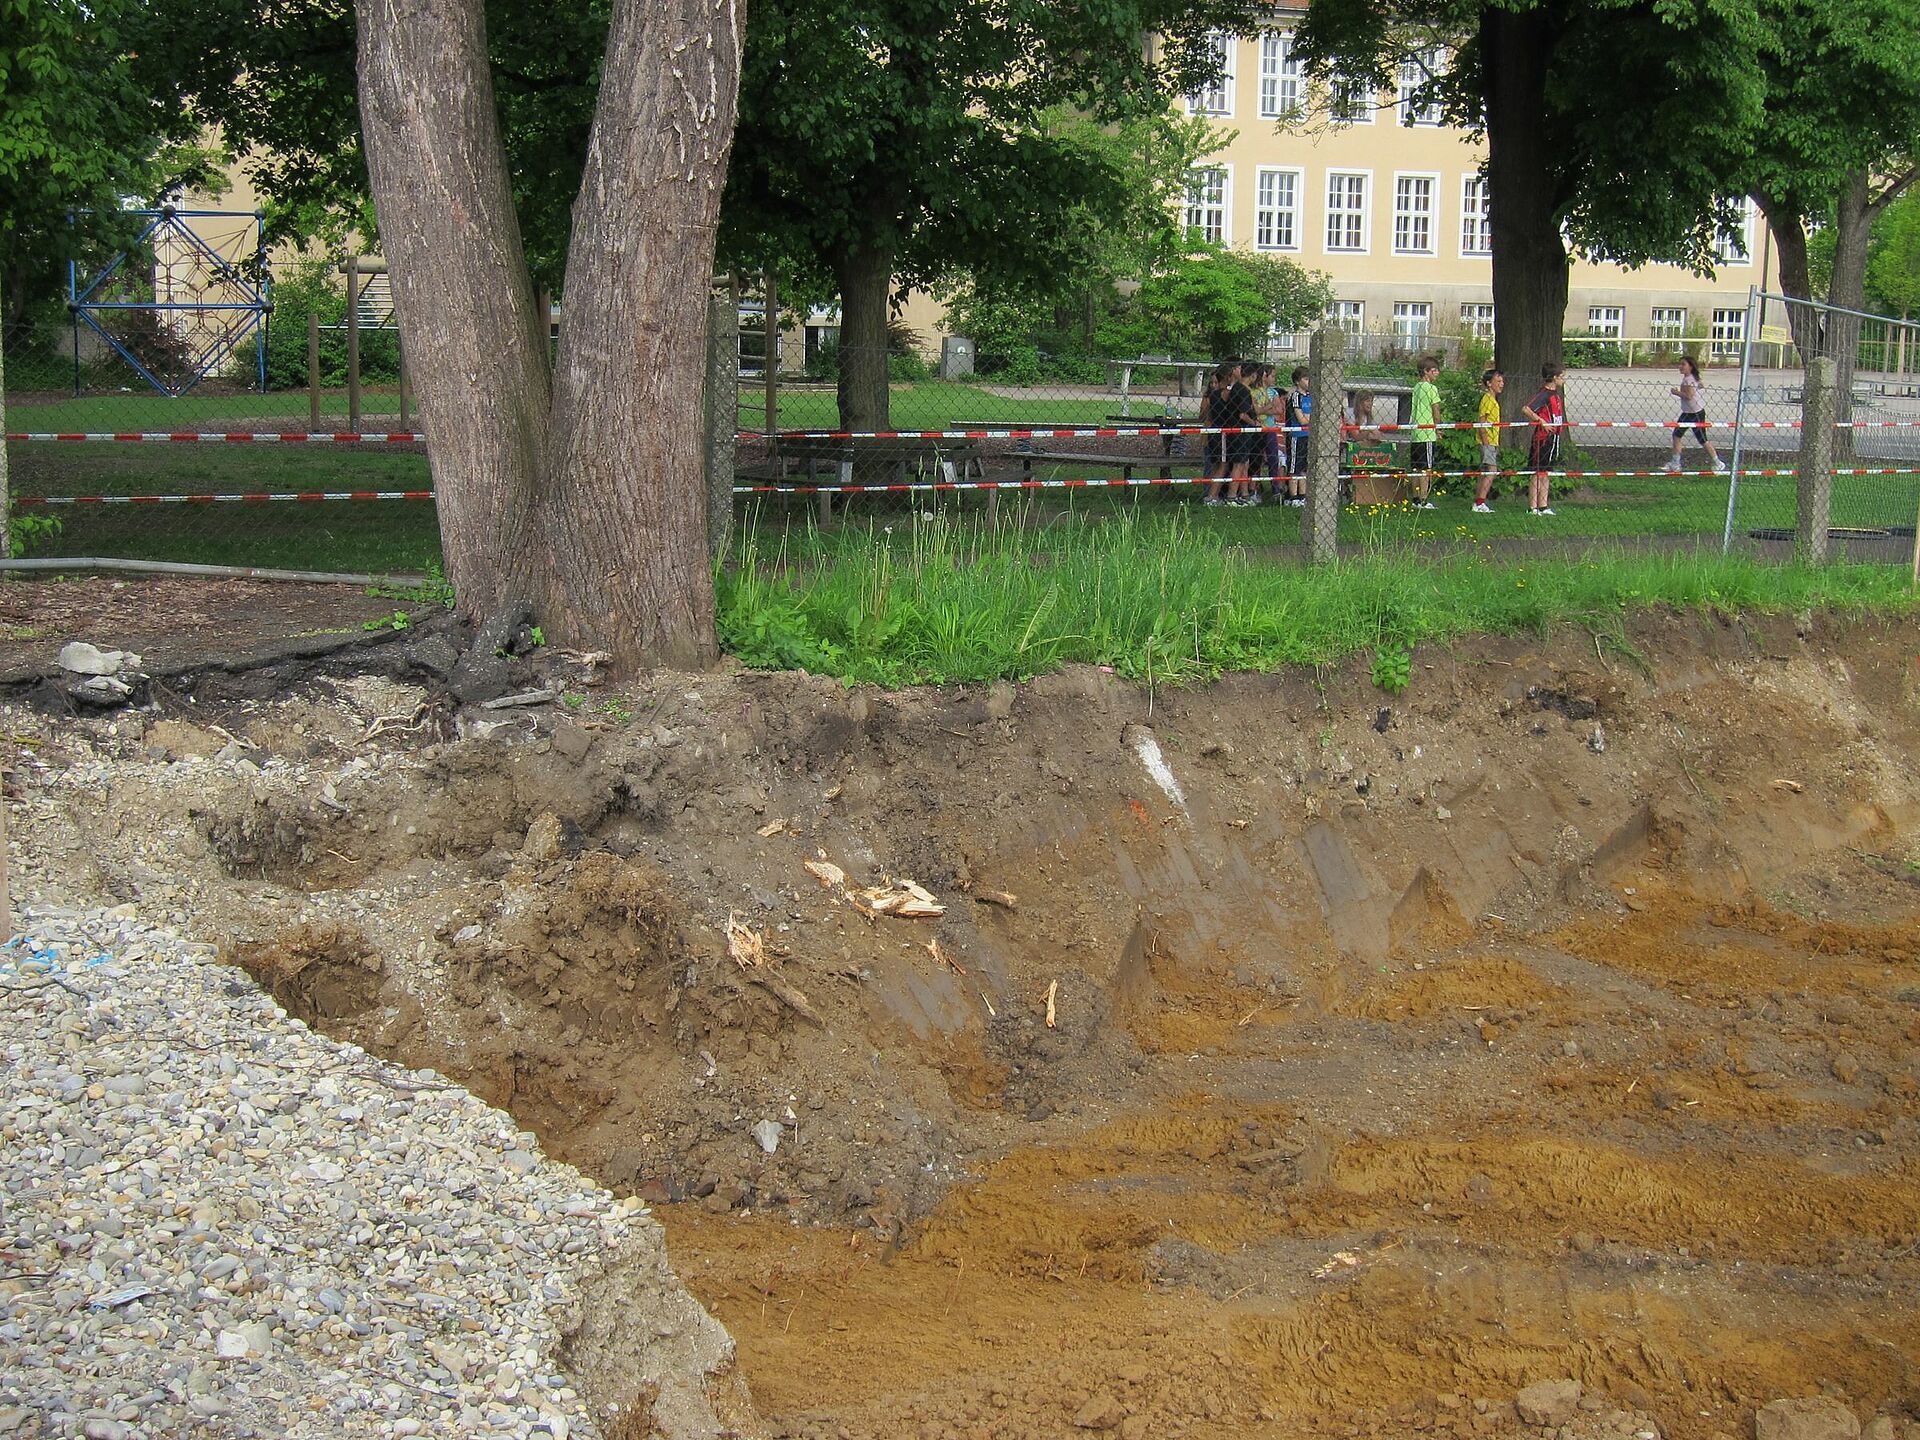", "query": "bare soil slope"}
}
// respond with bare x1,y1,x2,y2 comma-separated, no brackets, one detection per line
14,606,1920,1440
